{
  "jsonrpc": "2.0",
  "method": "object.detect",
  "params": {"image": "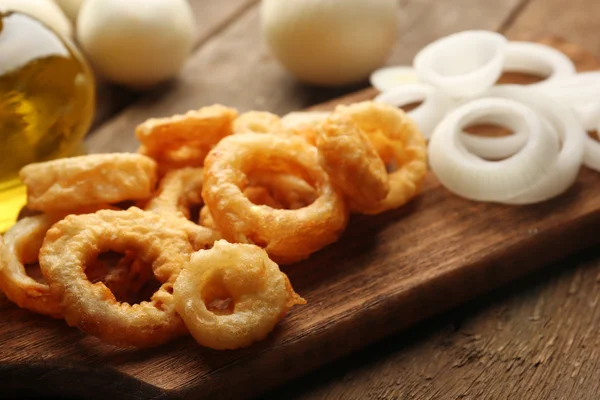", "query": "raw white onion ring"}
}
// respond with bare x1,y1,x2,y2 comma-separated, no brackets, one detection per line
503,41,575,84
369,66,419,91
583,119,600,172
535,72,600,131
429,97,559,202
459,114,528,160
414,30,507,98
374,83,455,139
